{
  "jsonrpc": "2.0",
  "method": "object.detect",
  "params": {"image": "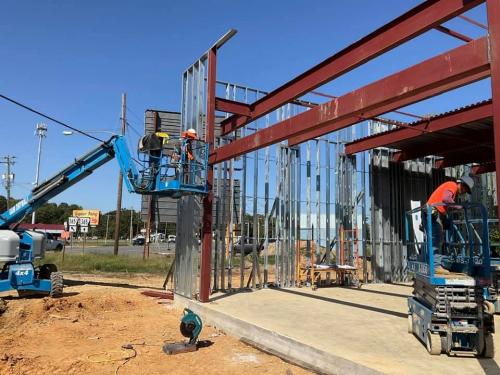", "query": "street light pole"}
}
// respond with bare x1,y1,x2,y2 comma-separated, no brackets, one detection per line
32,123,47,224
